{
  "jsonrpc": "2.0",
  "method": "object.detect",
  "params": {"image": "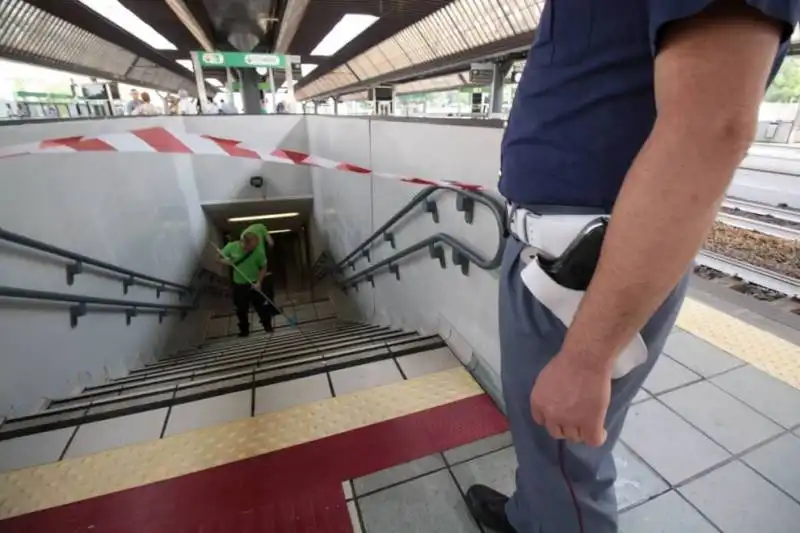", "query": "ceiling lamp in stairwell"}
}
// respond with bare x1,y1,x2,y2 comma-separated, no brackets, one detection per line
228,213,300,223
